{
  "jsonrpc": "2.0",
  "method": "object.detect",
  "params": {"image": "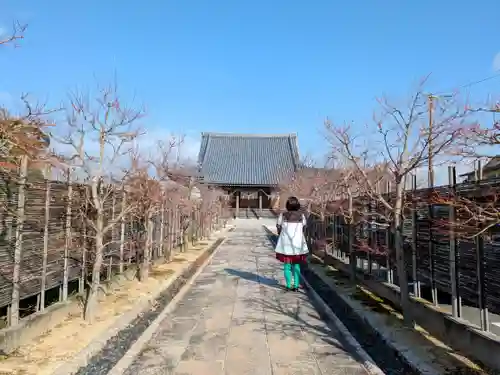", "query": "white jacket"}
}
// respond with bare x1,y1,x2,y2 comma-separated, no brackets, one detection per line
275,213,309,256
